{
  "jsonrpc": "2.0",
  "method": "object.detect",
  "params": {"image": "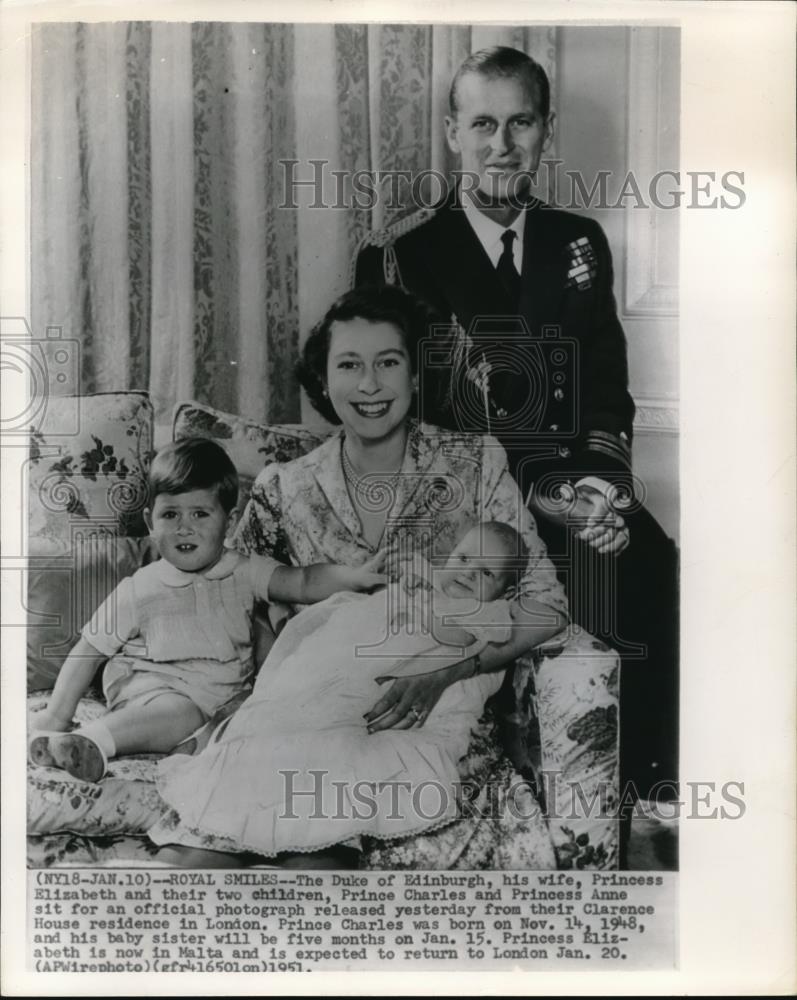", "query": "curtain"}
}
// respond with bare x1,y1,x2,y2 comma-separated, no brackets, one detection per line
31,22,557,427
32,21,299,424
